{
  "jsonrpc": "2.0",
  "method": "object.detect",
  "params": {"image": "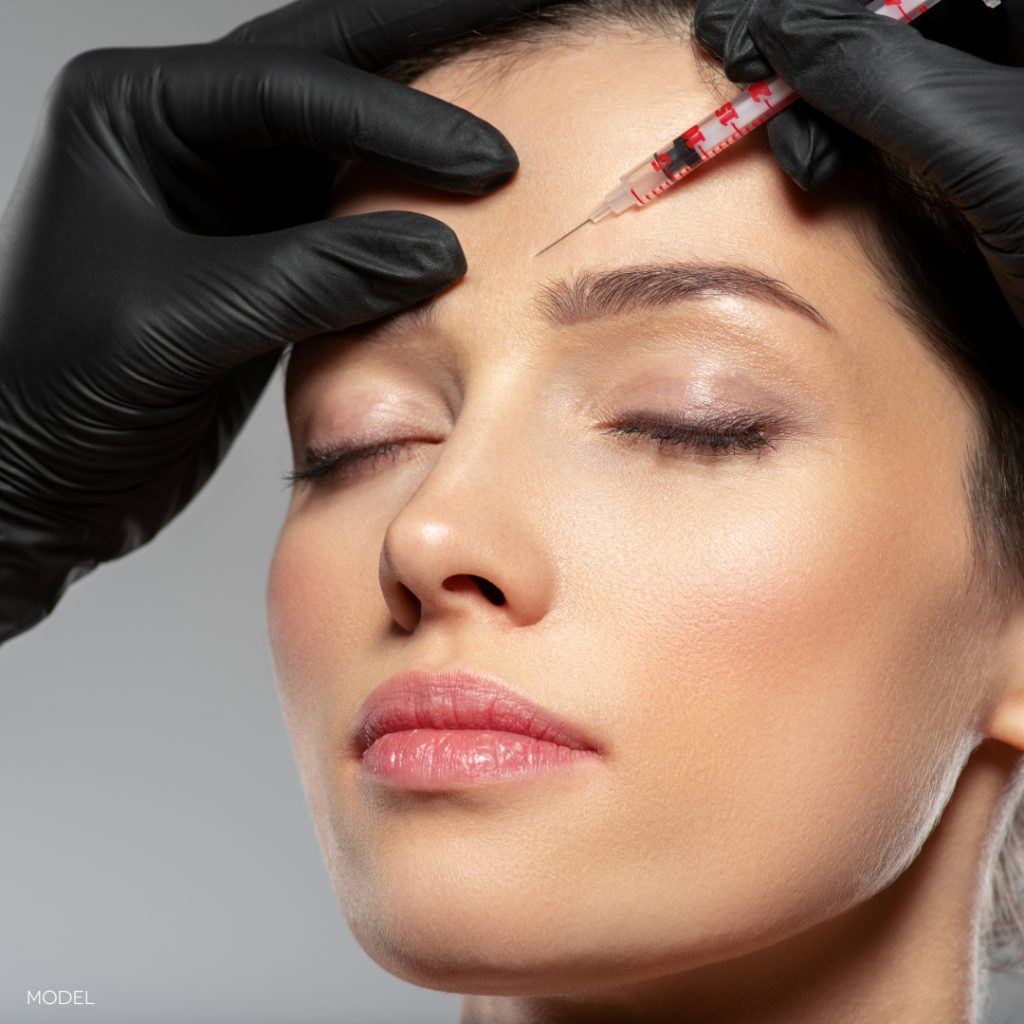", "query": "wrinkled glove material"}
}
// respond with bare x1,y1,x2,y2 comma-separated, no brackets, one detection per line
0,0,558,644
693,0,1024,331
